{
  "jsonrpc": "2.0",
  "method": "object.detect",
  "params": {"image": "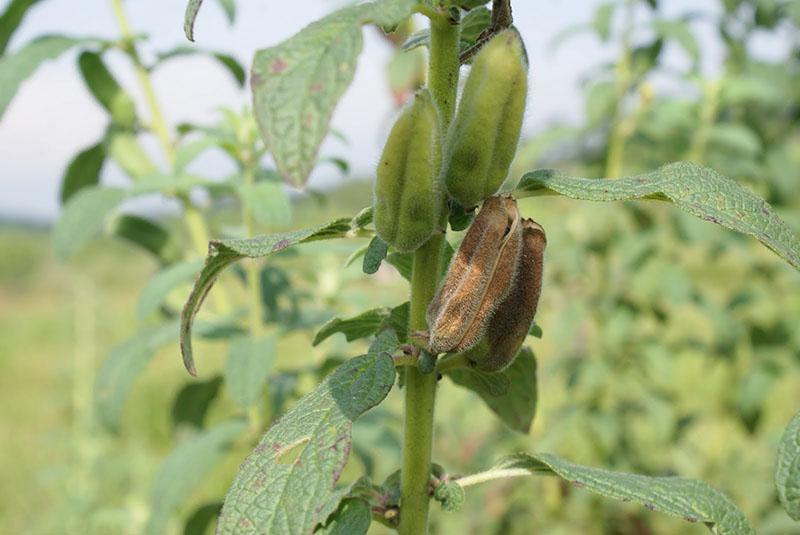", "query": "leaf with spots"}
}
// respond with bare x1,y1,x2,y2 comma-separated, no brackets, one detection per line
180,211,373,375
468,453,753,534
251,0,418,186
516,161,800,271
776,408,800,521
217,352,395,534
